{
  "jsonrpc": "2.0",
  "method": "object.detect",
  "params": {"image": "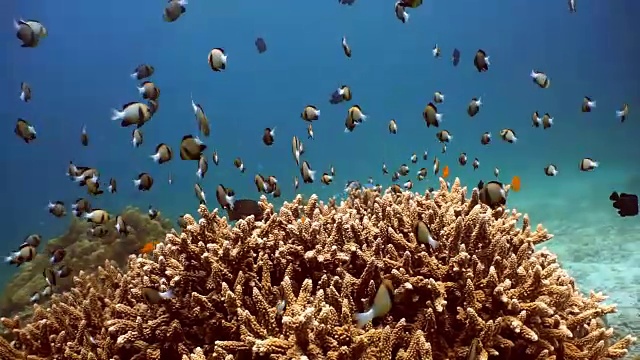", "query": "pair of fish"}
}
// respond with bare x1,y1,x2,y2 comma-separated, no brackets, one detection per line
329,85,352,104
255,174,281,197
